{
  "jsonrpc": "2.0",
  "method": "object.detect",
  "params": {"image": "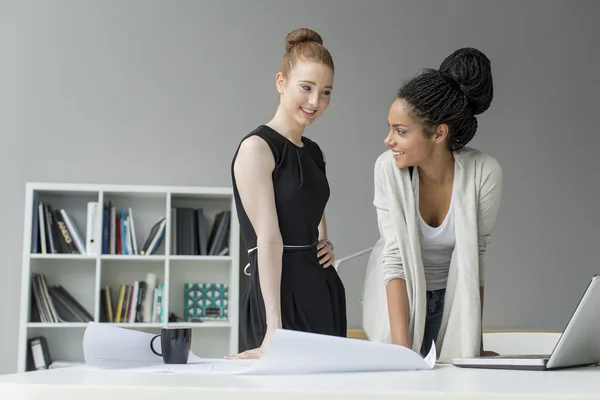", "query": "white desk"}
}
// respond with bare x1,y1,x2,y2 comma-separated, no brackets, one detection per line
1,364,599,400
